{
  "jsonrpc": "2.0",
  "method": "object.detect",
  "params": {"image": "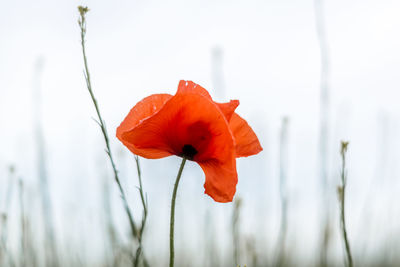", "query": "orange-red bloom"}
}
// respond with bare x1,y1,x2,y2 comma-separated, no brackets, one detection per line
116,80,262,202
